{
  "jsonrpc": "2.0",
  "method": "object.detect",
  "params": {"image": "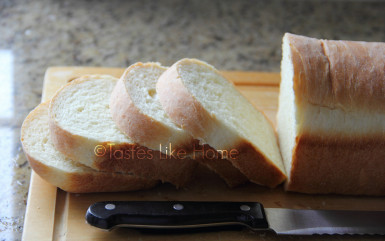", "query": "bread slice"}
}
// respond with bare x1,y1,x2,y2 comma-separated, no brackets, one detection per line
110,62,248,187
156,58,286,188
277,33,385,195
48,75,197,188
110,62,195,152
21,101,159,193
